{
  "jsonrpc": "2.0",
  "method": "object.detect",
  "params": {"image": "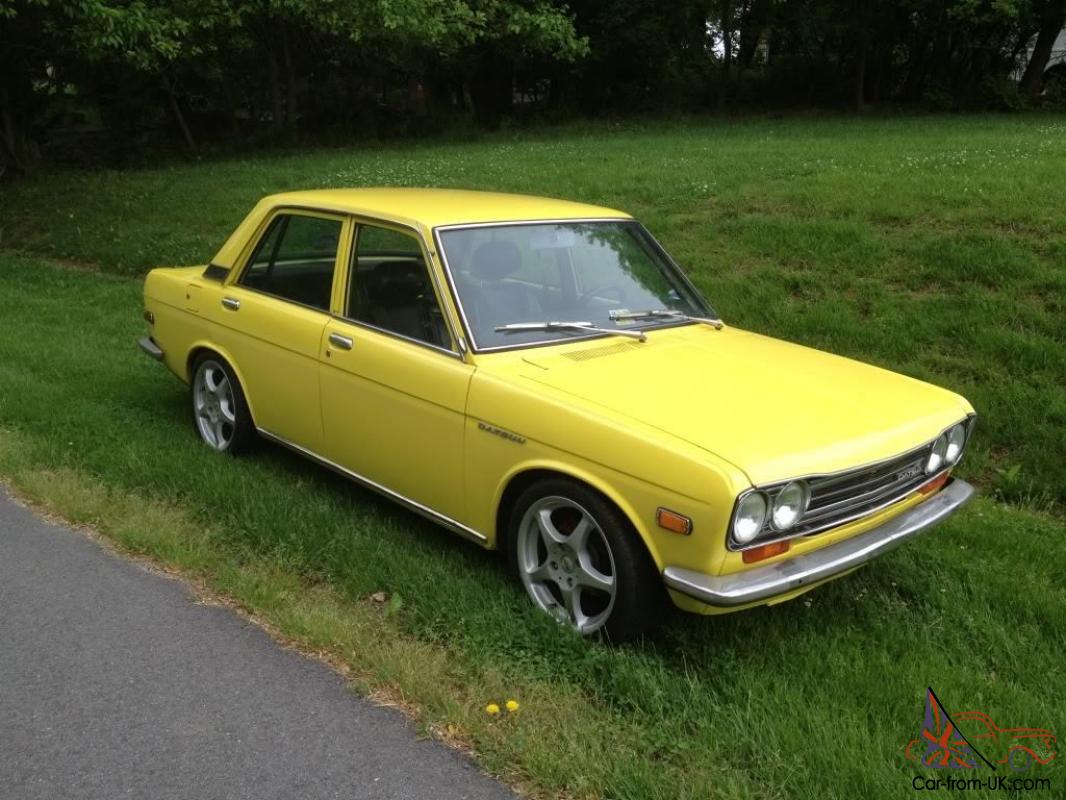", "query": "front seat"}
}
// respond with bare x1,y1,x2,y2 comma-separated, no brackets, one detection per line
464,241,543,331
